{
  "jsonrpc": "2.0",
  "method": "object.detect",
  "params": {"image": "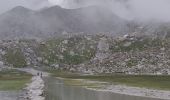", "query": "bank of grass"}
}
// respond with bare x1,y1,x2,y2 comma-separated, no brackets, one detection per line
70,75,170,90
51,70,170,90
62,78,107,89
0,70,32,91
